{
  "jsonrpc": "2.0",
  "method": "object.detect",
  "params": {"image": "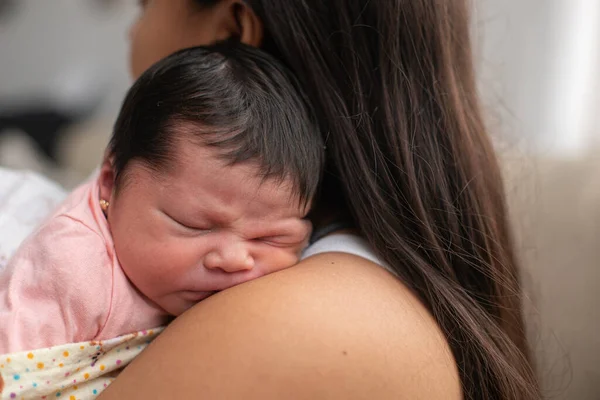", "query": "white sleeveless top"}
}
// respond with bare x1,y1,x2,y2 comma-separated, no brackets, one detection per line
301,233,394,275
